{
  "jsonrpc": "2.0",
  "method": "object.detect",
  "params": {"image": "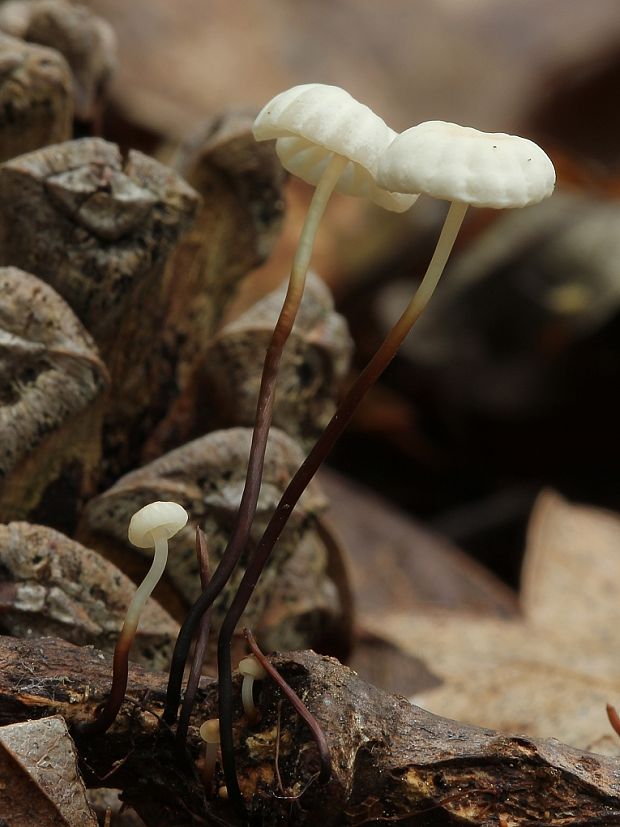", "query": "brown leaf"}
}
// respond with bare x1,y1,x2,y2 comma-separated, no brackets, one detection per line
0,715,97,826
364,491,620,756
0,522,178,670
